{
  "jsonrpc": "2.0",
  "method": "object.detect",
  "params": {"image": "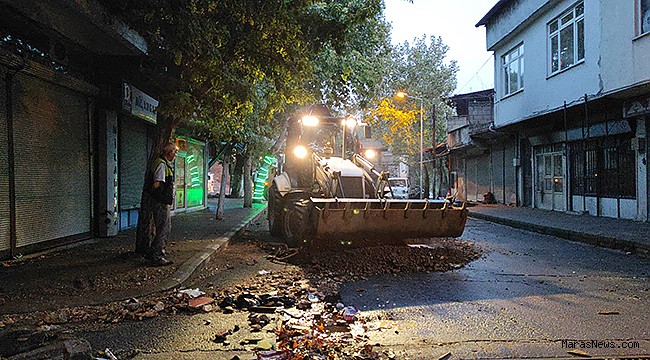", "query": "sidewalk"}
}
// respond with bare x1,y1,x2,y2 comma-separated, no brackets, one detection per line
468,203,650,256
0,198,266,315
